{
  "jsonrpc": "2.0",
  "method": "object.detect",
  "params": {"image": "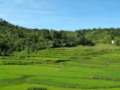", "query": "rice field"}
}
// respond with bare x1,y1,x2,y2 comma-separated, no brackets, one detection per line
1,44,120,90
